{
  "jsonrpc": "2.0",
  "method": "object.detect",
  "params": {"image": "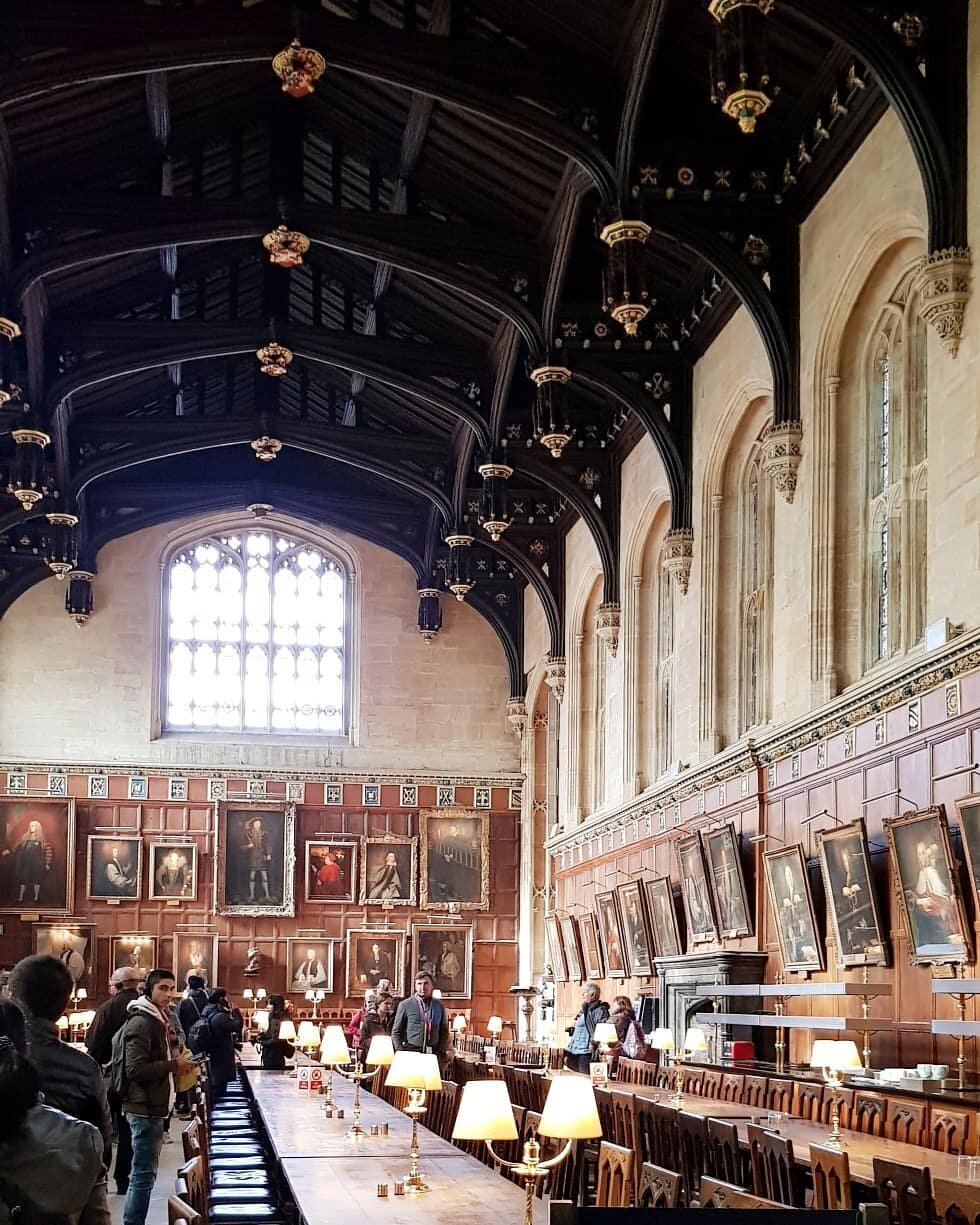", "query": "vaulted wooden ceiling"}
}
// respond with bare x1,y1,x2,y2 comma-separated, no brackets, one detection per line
0,0,965,696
